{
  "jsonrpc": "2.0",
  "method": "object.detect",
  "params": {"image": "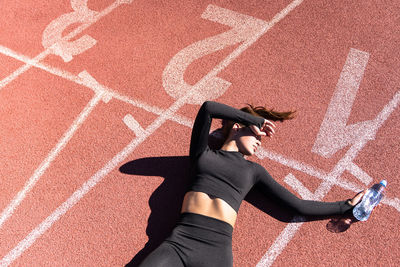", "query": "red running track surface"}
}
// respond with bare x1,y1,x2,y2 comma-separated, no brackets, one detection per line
0,0,399,266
